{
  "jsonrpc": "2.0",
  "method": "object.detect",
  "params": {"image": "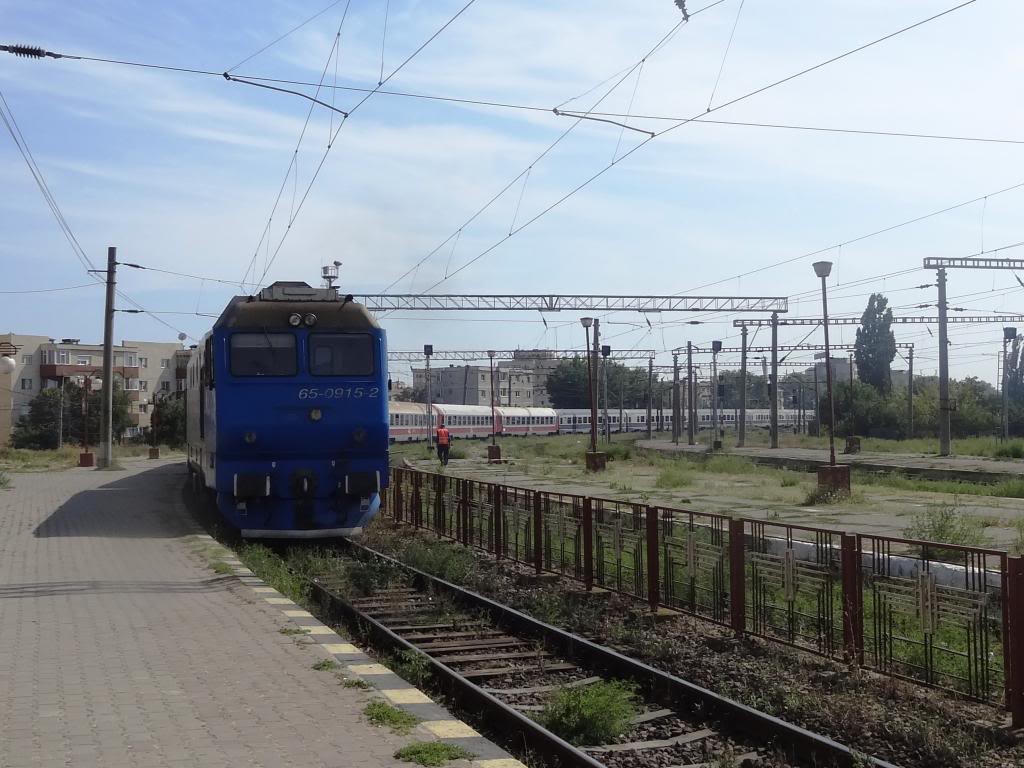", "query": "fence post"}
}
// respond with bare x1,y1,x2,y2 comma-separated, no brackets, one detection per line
494,486,504,560
583,496,594,591
841,534,863,665
728,518,746,637
1009,556,1024,728
413,473,422,528
646,506,660,612
533,491,543,575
